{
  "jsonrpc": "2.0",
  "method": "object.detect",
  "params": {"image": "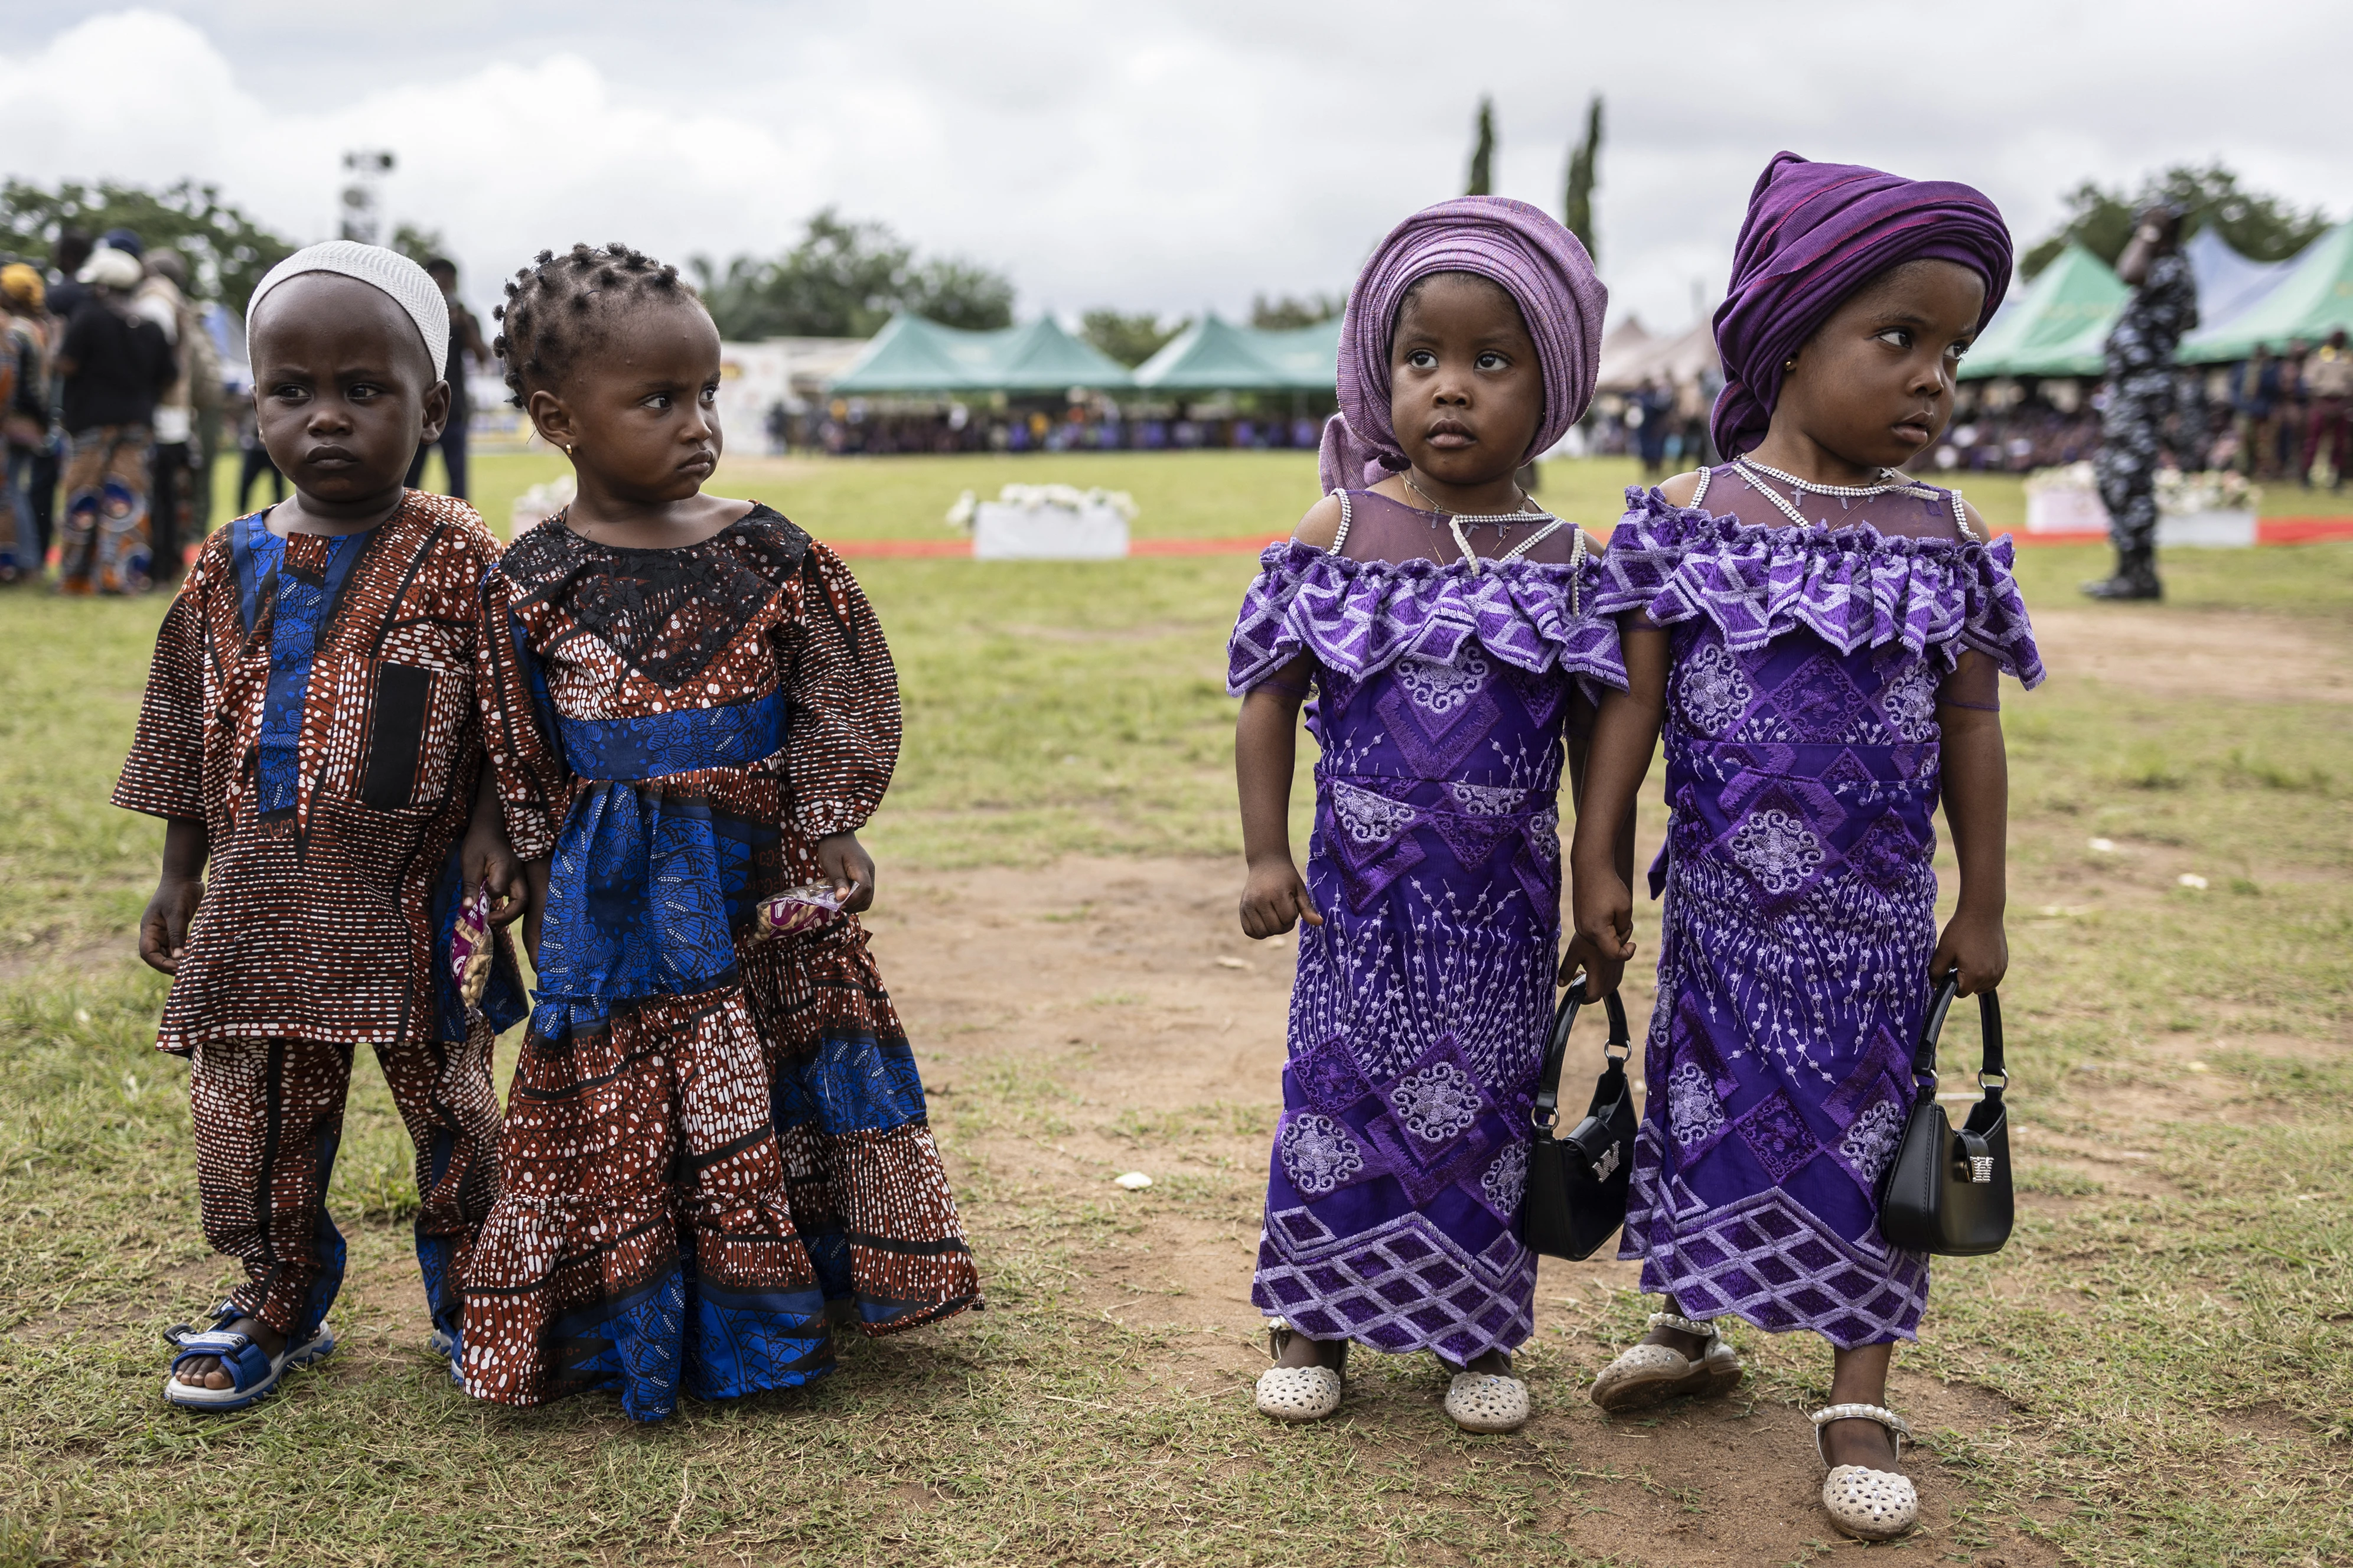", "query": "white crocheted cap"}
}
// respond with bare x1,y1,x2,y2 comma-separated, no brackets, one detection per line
247,241,449,373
